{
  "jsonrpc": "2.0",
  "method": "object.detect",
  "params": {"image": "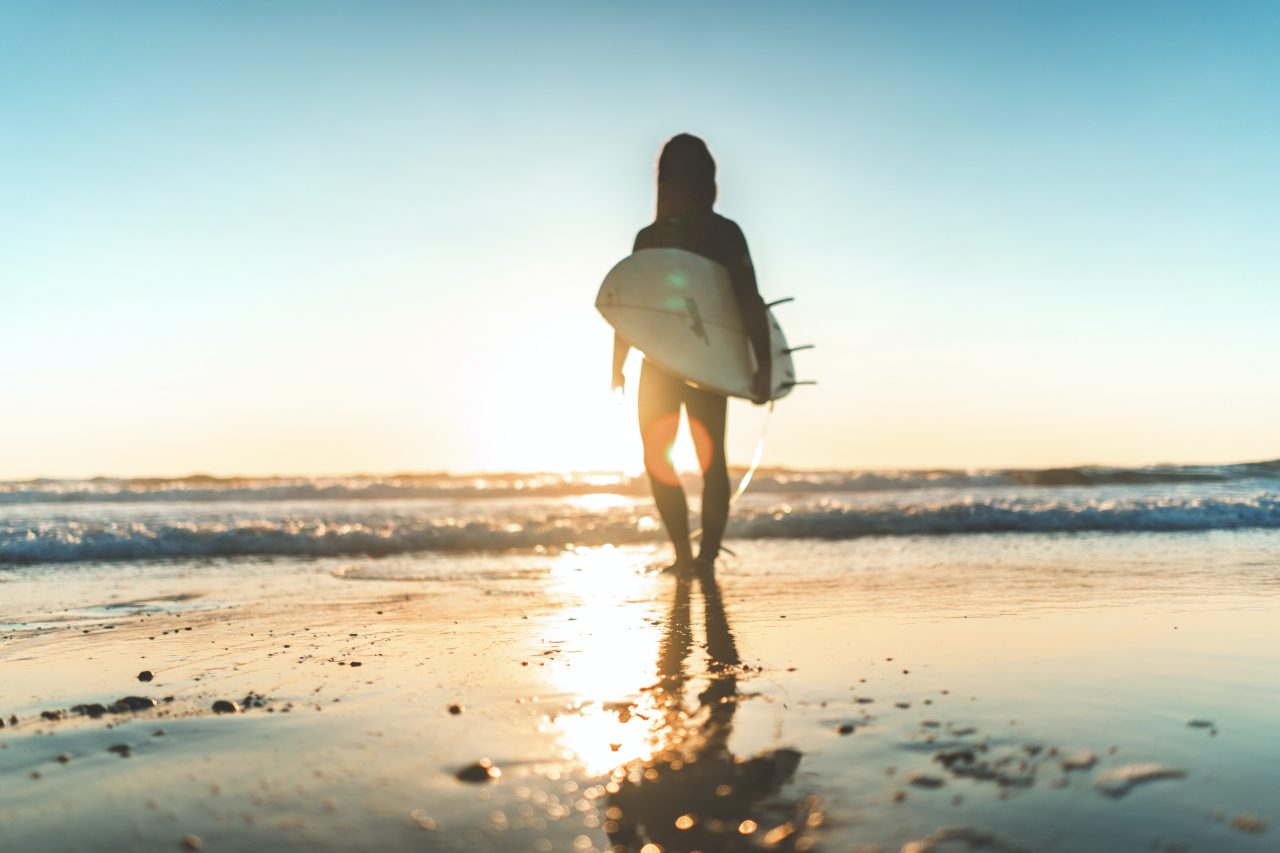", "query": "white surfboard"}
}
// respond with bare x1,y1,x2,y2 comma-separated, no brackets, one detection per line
596,248,797,401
